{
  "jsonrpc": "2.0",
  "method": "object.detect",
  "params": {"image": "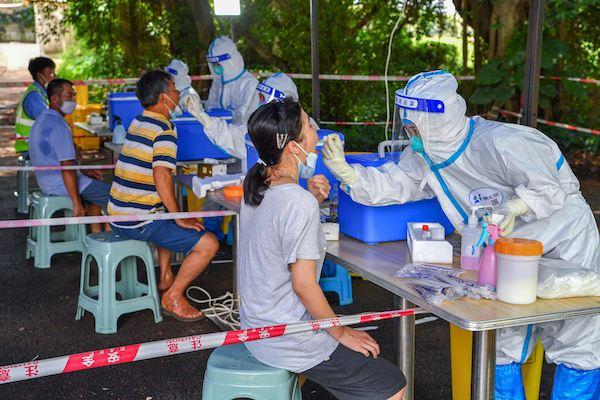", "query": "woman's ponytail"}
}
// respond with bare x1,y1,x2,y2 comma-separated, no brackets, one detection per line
243,162,269,206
